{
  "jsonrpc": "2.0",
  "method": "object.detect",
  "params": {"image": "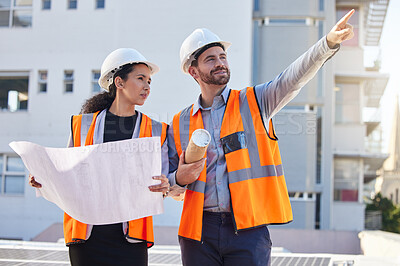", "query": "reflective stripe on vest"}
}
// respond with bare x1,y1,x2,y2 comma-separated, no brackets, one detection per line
173,107,207,241
64,111,166,247
174,88,293,241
